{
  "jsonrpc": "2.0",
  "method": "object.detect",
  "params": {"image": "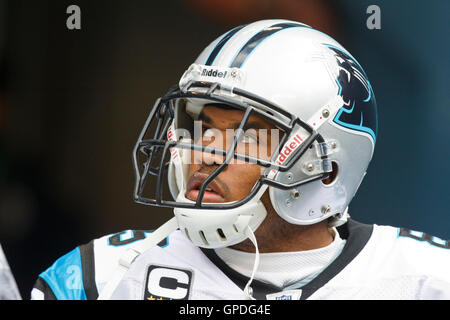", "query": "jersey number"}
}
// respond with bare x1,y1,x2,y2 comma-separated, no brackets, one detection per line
399,228,450,249
108,230,168,247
